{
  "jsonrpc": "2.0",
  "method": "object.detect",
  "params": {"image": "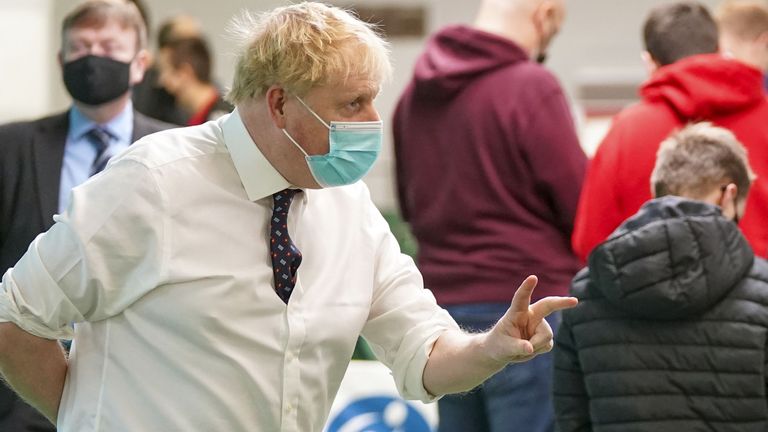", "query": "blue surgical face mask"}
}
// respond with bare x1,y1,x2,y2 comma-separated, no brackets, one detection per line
282,96,382,188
